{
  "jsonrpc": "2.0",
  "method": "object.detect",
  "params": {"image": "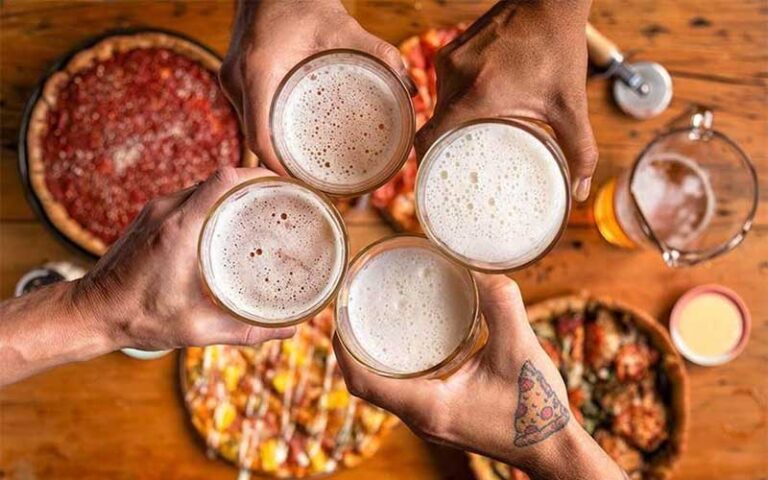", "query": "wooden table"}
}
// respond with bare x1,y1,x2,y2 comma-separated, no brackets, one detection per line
1,1,766,479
